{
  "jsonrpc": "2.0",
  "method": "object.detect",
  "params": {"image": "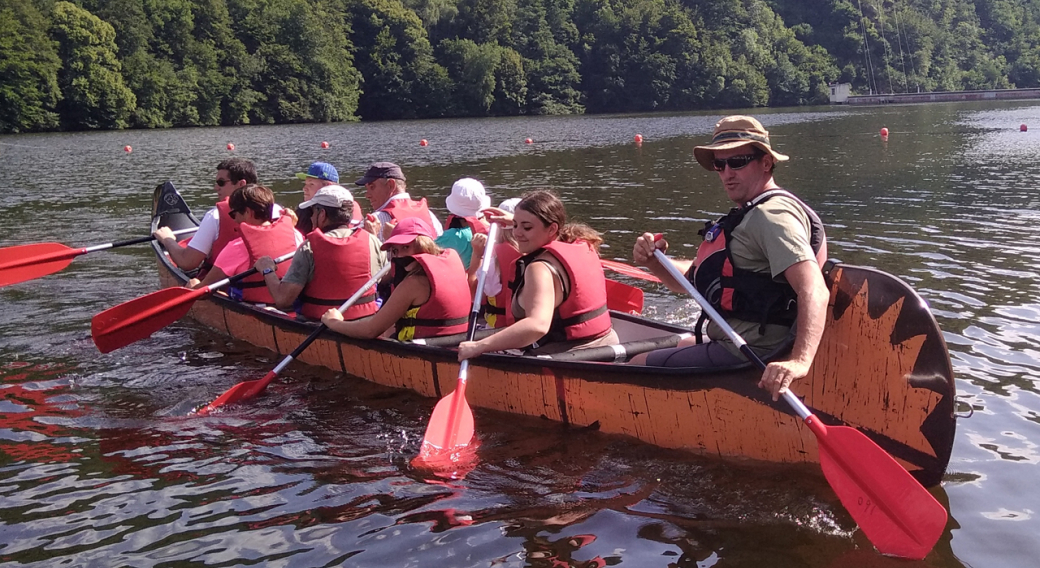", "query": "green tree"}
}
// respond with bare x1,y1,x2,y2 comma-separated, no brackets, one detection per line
349,0,451,119
0,0,61,133
231,0,360,123
50,1,136,129
514,0,583,114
